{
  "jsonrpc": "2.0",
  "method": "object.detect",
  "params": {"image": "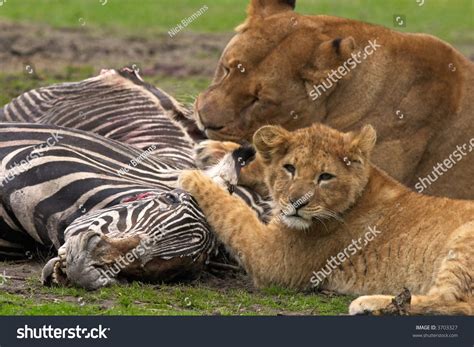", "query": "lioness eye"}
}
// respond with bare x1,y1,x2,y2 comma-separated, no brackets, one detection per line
318,173,335,183
283,164,296,176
